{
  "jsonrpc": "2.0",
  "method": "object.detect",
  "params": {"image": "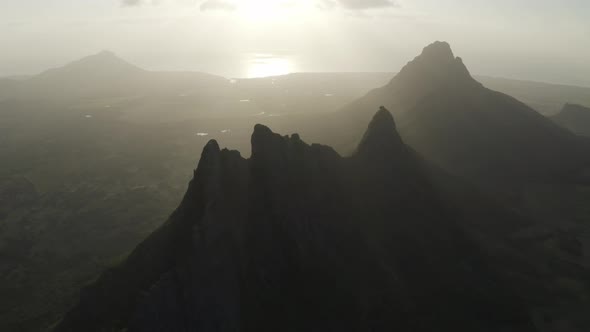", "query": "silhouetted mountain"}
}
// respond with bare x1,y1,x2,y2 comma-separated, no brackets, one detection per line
0,51,229,101
355,106,408,161
552,103,590,137
336,41,587,184
344,42,479,120
55,108,542,332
